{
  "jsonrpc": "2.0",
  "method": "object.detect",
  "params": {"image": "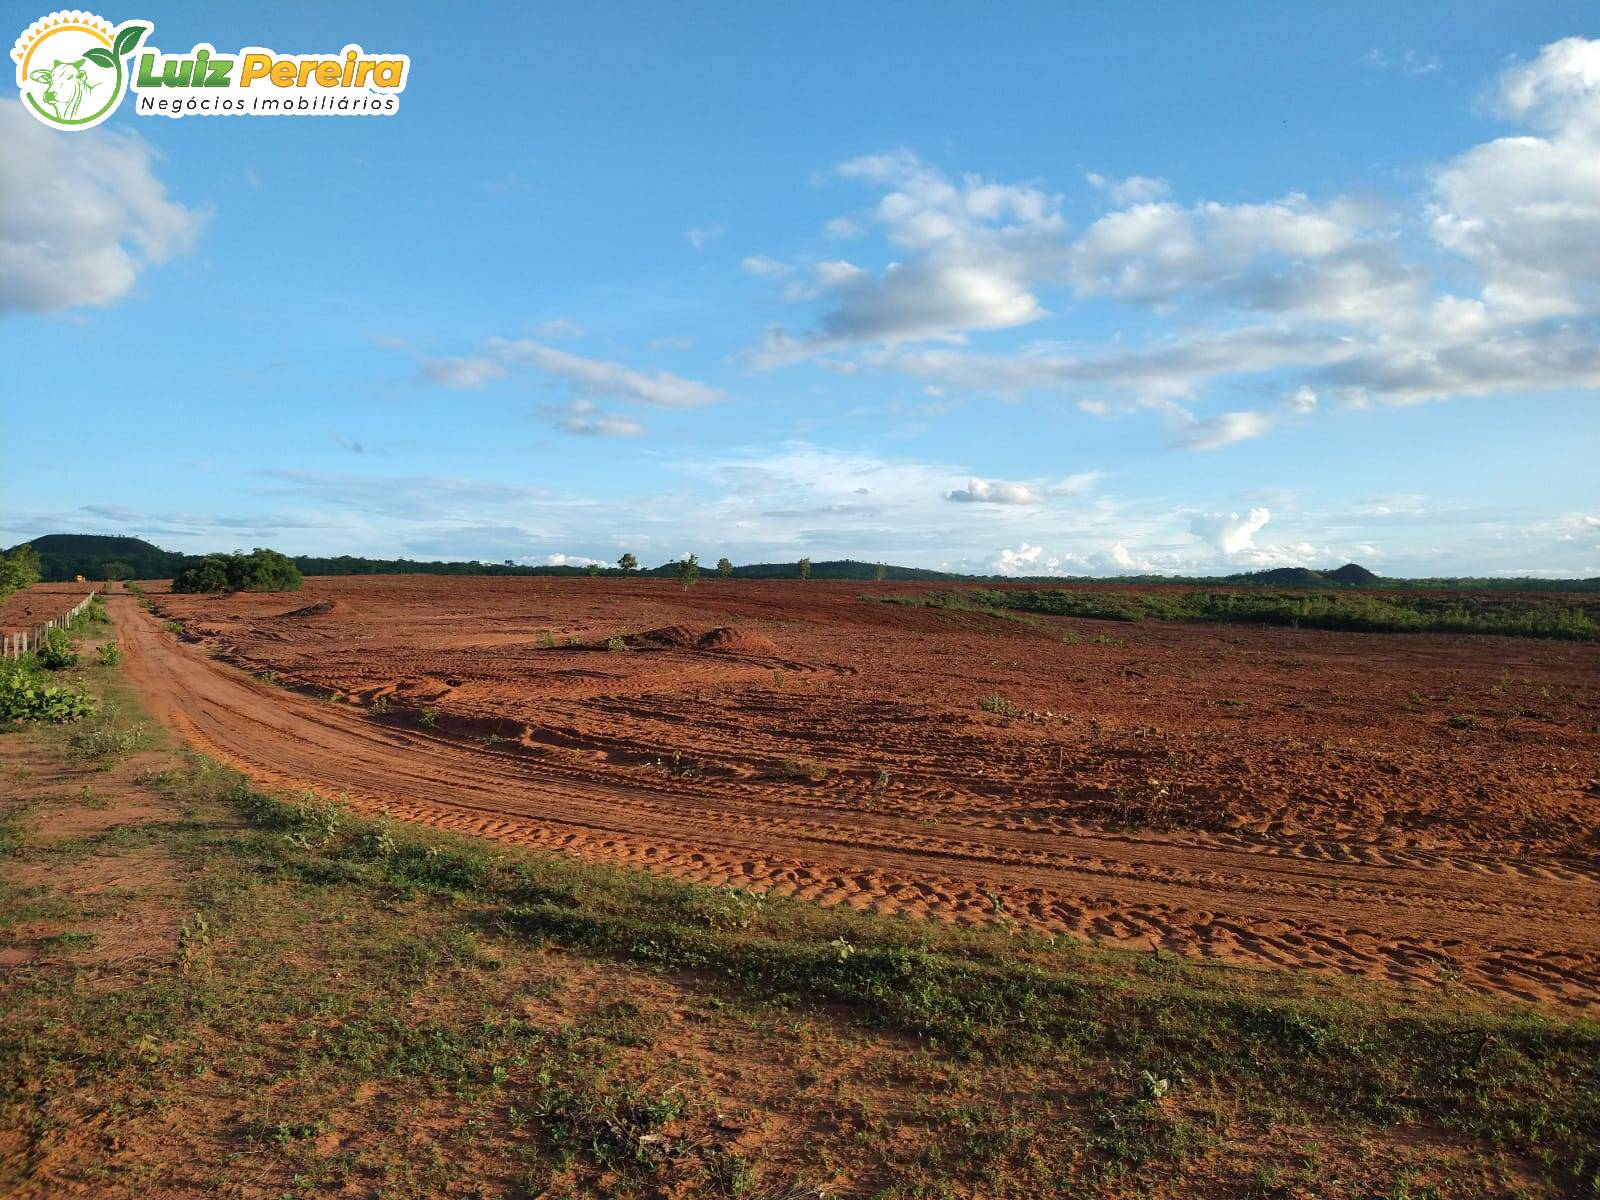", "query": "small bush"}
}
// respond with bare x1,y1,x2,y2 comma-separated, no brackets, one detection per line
38,627,76,670
97,643,122,666
606,635,628,652
0,661,93,722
